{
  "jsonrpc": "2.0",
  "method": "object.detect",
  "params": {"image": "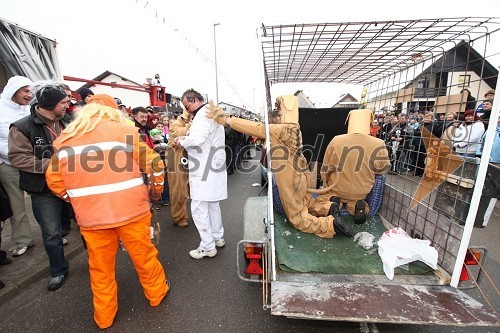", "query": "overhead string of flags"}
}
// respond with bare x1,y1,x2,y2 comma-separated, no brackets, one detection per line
134,0,251,109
